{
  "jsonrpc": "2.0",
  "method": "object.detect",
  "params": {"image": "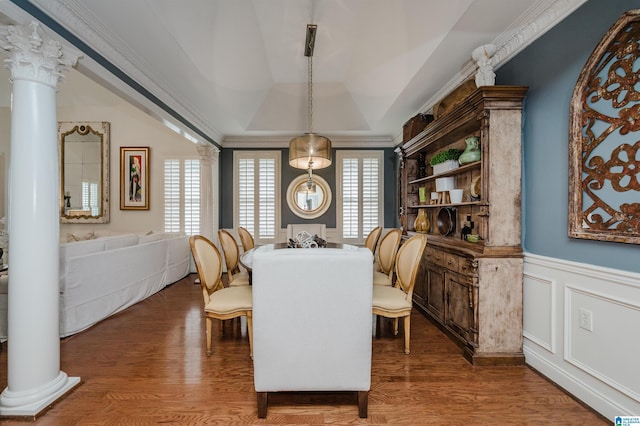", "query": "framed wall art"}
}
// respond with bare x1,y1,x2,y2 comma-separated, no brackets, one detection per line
568,10,640,244
120,147,149,210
